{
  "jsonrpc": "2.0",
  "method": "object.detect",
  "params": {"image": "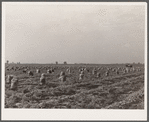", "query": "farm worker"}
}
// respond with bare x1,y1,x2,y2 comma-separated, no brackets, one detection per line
6,75,14,84
10,78,18,90
59,71,67,82
39,73,46,85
